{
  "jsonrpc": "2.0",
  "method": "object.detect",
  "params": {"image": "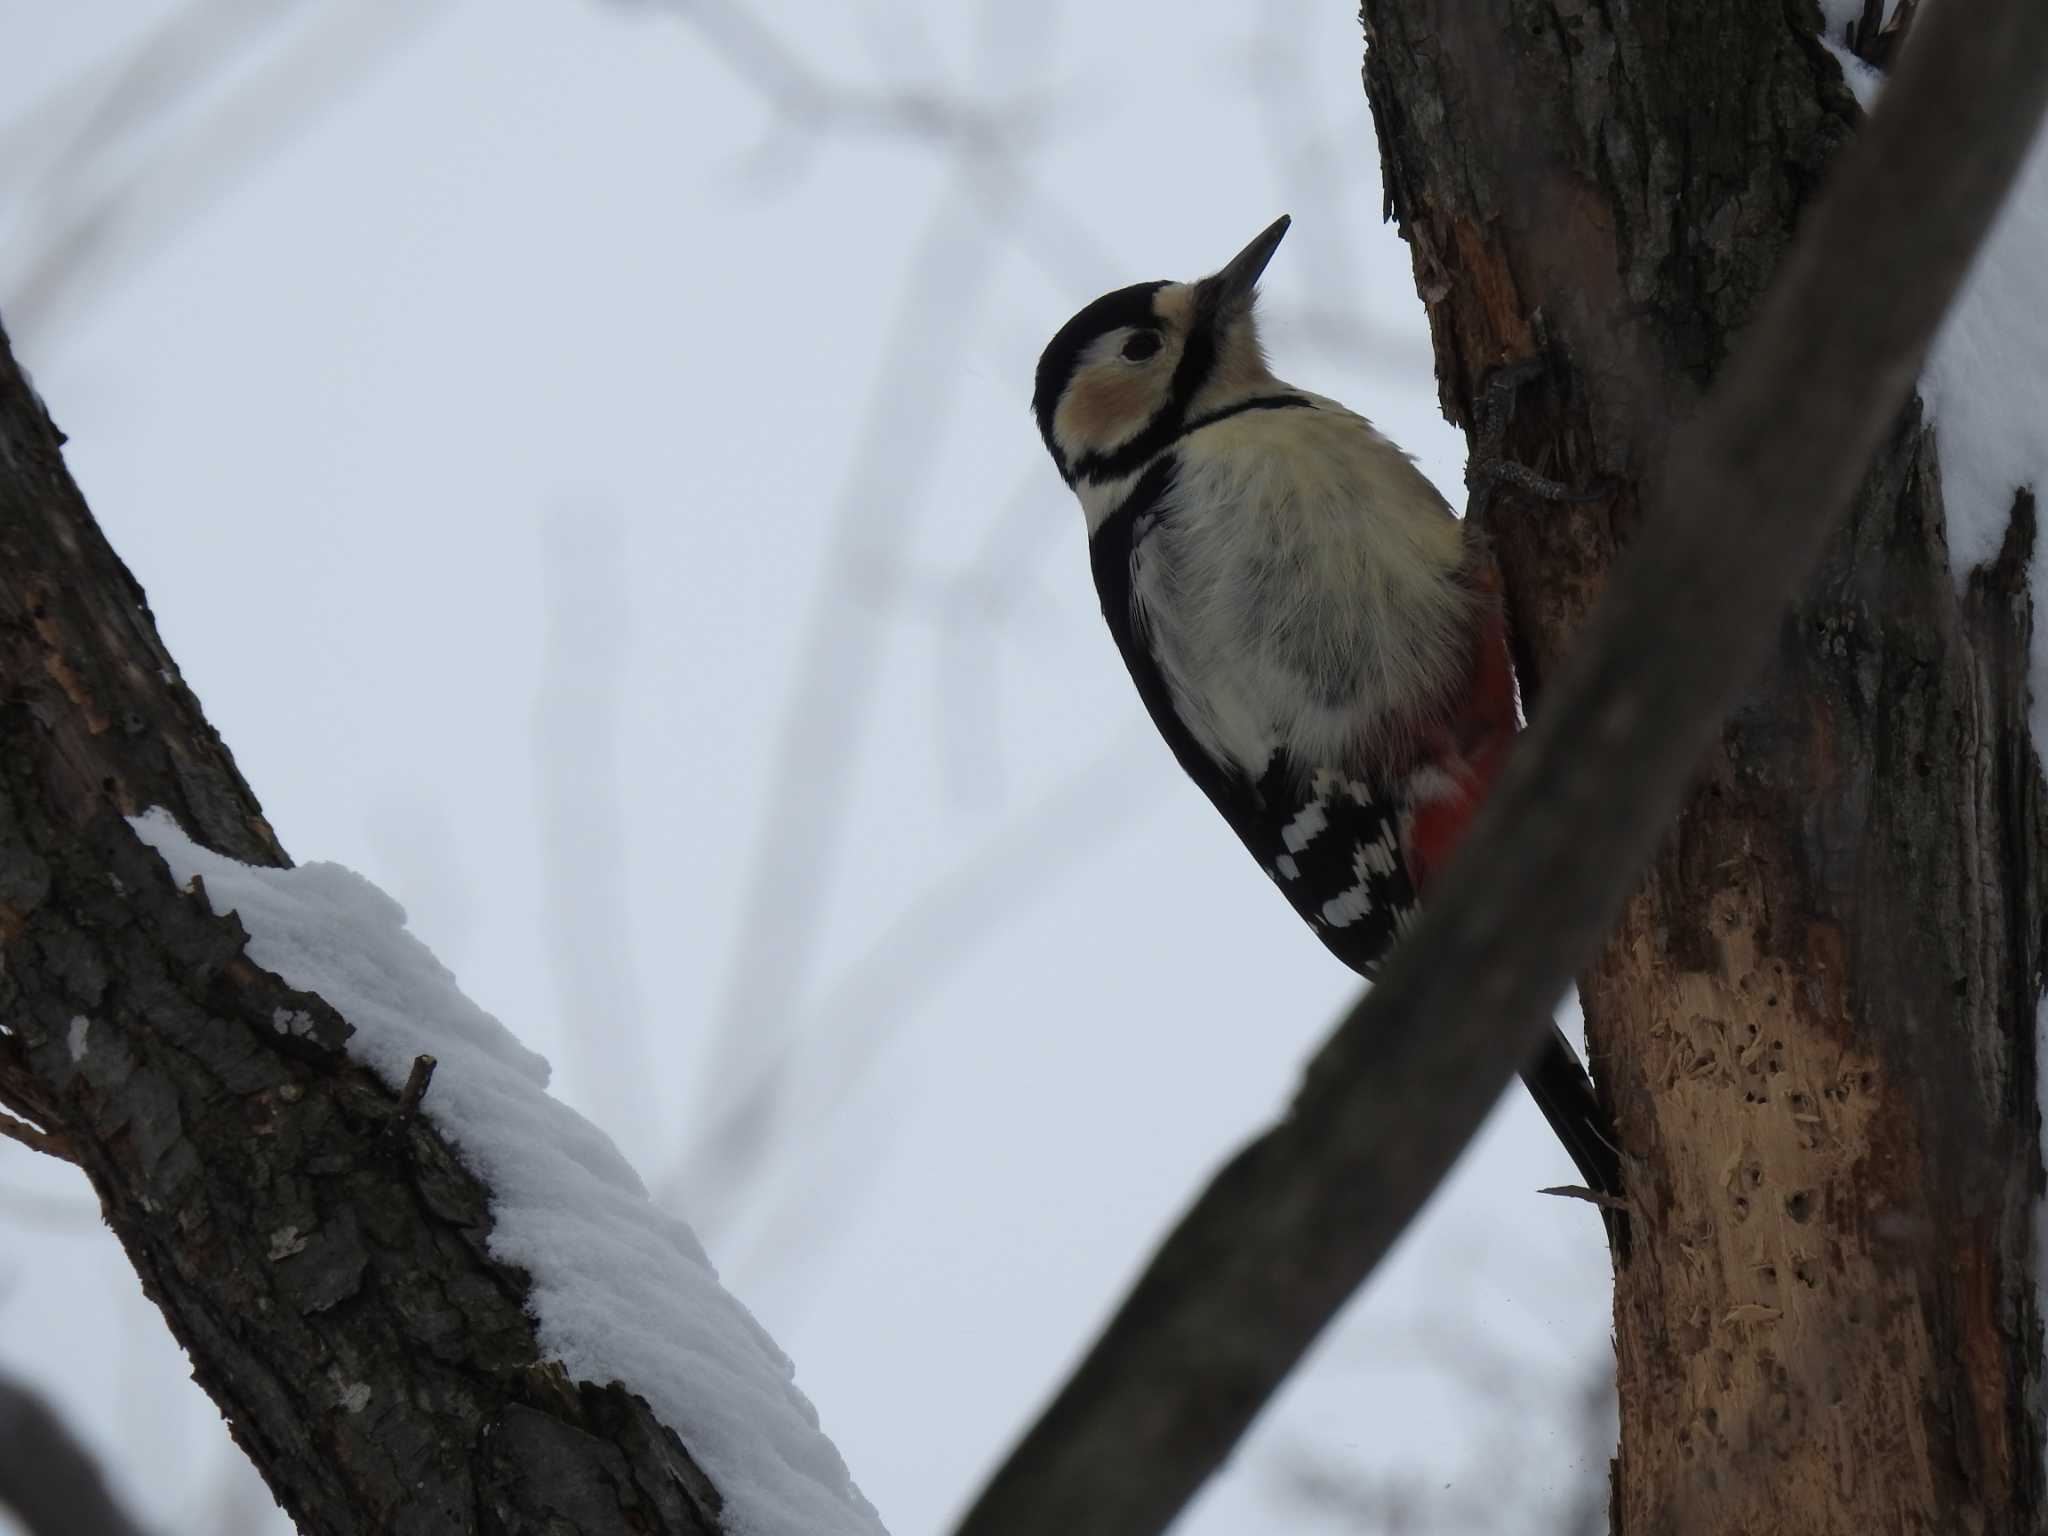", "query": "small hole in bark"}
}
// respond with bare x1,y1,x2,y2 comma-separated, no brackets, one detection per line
1732,1195,1751,1220
1743,1163,1763,1189
1785,1191,1813,1222
1757,1265,1777,1284
1859,1071,1877,1093
1794,1260,1820,1288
